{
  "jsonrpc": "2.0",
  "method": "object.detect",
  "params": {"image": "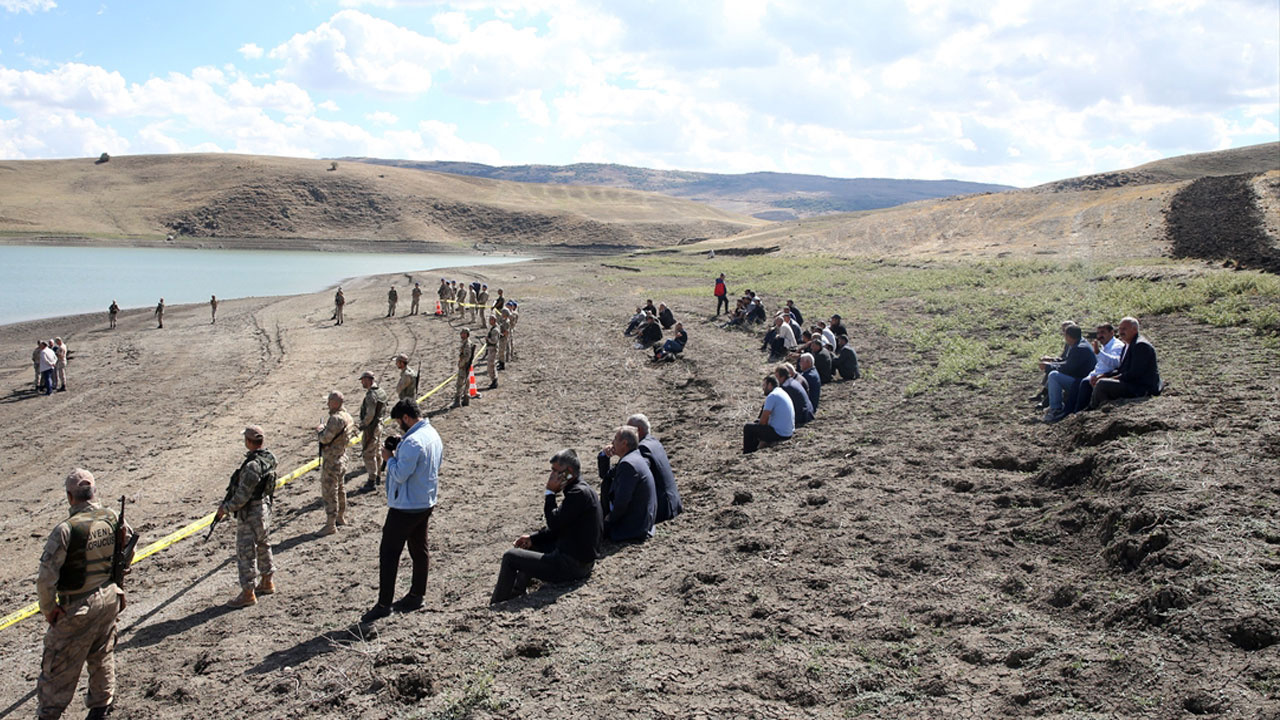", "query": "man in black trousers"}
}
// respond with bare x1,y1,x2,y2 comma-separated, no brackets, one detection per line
490,449,602,603
1089,316,1162,409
